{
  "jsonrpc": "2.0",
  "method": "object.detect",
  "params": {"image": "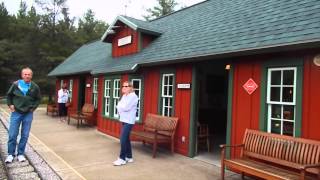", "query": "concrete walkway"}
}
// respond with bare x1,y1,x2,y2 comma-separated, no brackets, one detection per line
0,105,242,180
